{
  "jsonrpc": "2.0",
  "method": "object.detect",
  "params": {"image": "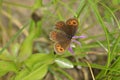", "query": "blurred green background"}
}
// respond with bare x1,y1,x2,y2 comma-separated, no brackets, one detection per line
0,0,120,80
